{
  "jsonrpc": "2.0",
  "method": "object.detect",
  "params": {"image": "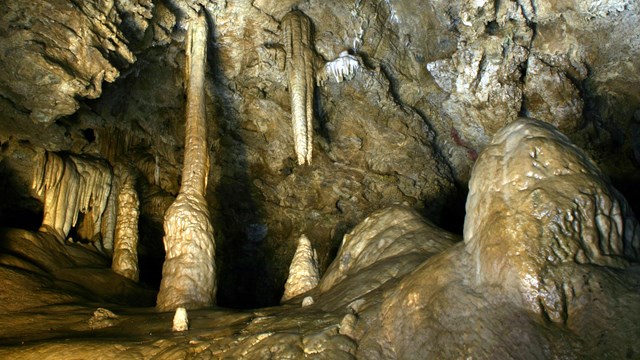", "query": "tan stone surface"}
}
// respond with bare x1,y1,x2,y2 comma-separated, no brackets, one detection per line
0,0,638,357
281,234,320,302
112,166,140,281
156,11,216,311
282,10,315,165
